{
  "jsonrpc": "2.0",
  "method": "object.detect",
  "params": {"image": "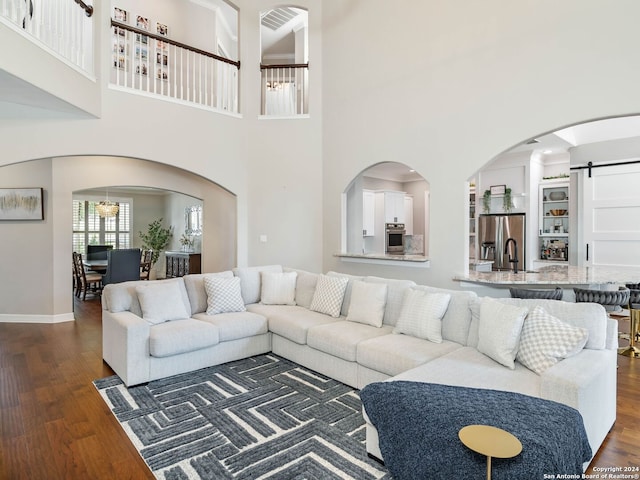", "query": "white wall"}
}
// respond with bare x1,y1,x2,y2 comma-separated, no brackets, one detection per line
4,0,640,317
321,0,640,287
0,0,321,319
242,0,323,273
0,159,54,316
